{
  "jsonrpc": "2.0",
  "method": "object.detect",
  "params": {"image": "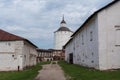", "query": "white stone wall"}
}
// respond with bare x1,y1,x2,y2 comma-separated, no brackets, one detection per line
73,16,99,69
54,31,73,50
0,41,15,52
0,54,17,71
65,1,120,70
65,39,74,63
0,41,24,71
0,40,37,71
98,1,120,70
65,16,99,69
22,41,37,67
